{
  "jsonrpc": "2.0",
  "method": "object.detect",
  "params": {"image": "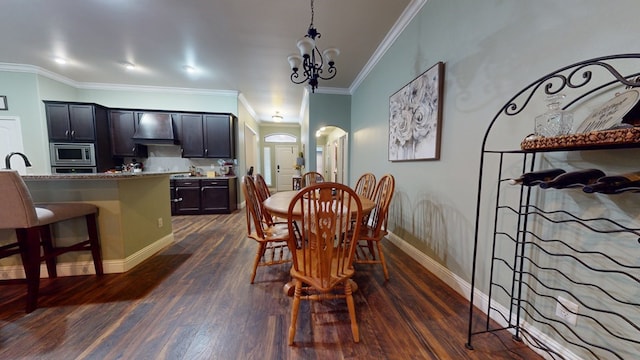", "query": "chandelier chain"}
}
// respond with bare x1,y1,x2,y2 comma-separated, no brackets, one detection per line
288,0,337,93
309,0,315,29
